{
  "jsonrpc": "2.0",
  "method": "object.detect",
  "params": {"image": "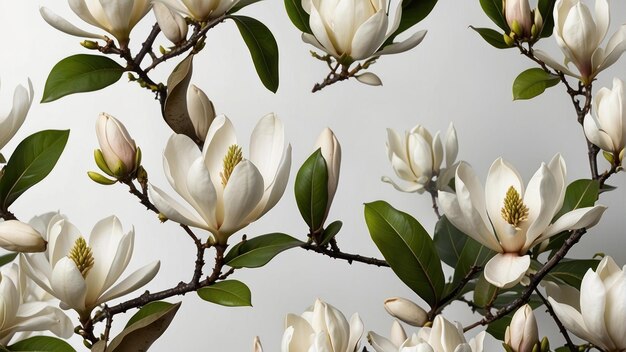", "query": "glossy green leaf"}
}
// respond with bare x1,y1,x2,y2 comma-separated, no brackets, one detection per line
0,153,5,164
125,301,175,328
480,0,507,31
470,26,511,49
106,302,181,352
537,0,556,38
319,220,342,246
0,130,69,210
197,280,252,307
0,253,18,267
284,0,311,33
473,273,498,308
229,0,264,13
546,259,599,289
512,68,560,100
294,149,329,232
364,201,445,307
164,55,199,142
385,0,437,44
42,54,124,103
224,233,304,268
434,216,468,268
554,179,599,219
7,336,76,352
487,314,513,340
452,236,495,286
231,16,279,93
